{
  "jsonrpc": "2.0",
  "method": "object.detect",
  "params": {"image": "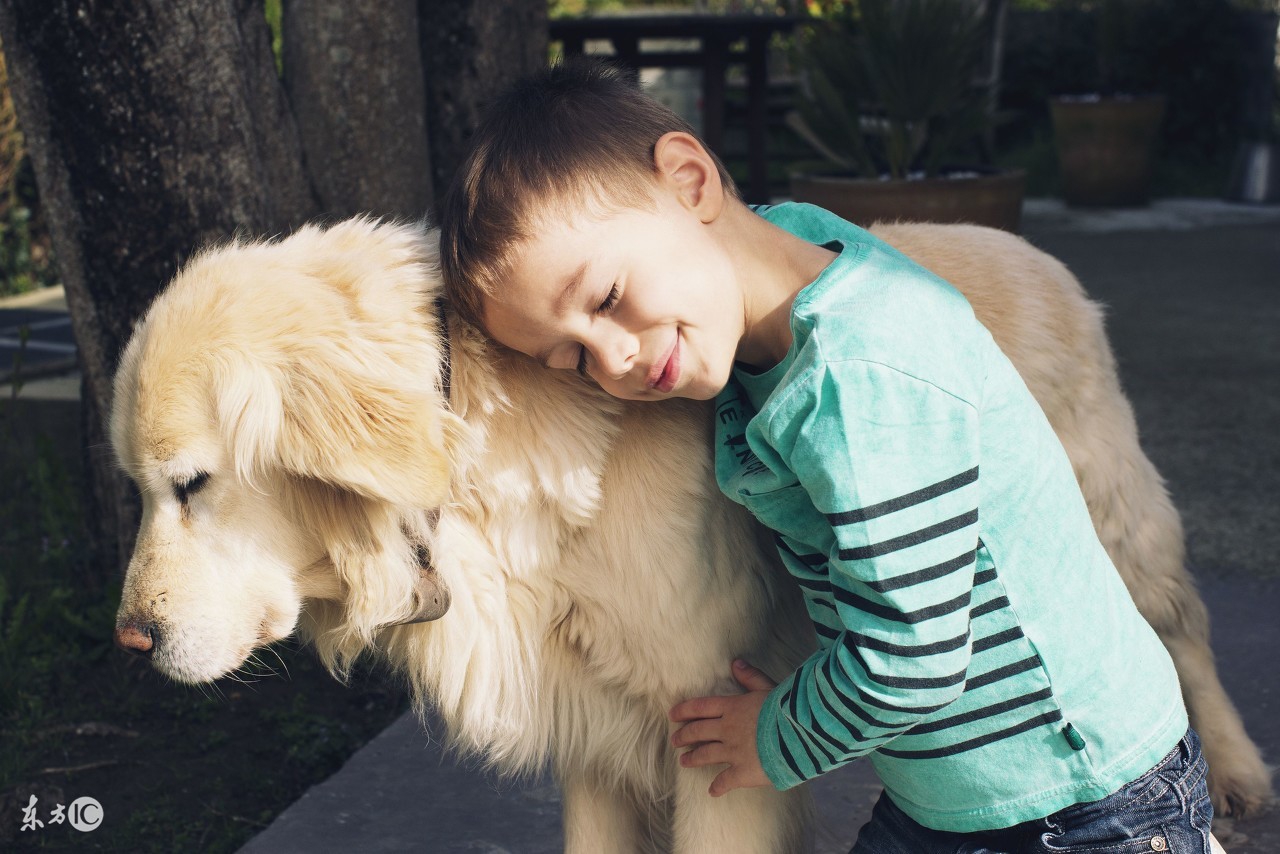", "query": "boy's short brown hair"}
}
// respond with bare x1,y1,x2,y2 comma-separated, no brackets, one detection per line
438,59,739,330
